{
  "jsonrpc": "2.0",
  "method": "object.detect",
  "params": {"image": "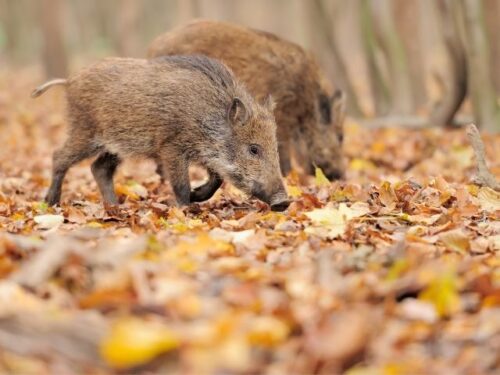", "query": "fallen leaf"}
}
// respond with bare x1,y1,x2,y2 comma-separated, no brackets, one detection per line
33,214,64,229
349,158,376,171
287,185,303,198
246,316,290,347
315,167,330,187
399,299,438,323
305,202,370,239
419,272,460,317
476,187,500,212
100,317,179,369
115,181,148,200
439,229,470,253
